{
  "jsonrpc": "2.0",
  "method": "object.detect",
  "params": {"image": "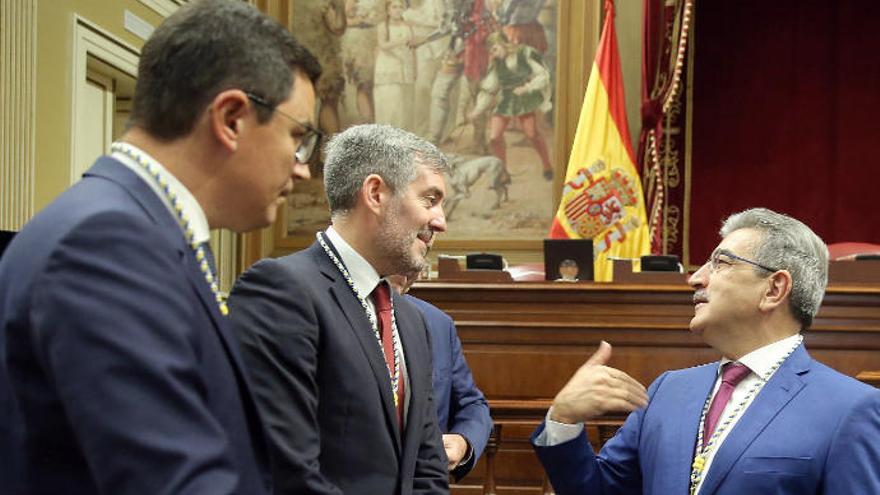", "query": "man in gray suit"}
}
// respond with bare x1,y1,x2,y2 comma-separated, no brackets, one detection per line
228,124,450,494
